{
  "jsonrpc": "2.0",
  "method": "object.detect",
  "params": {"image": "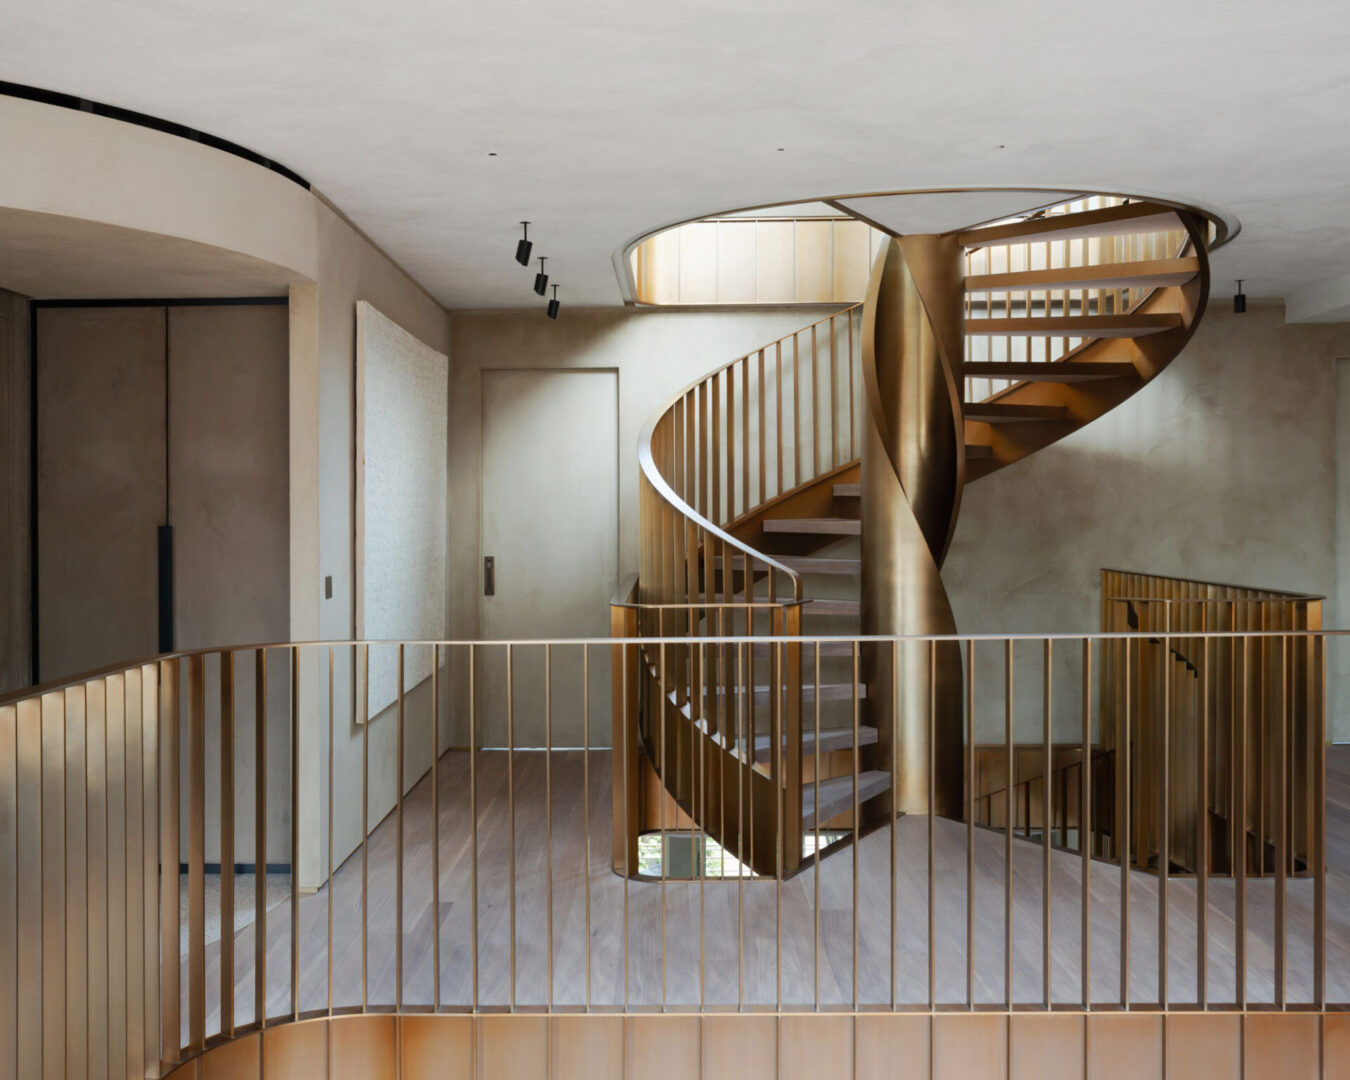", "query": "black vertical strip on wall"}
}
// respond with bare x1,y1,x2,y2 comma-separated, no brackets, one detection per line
157,524,175,653
26,296,288,685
